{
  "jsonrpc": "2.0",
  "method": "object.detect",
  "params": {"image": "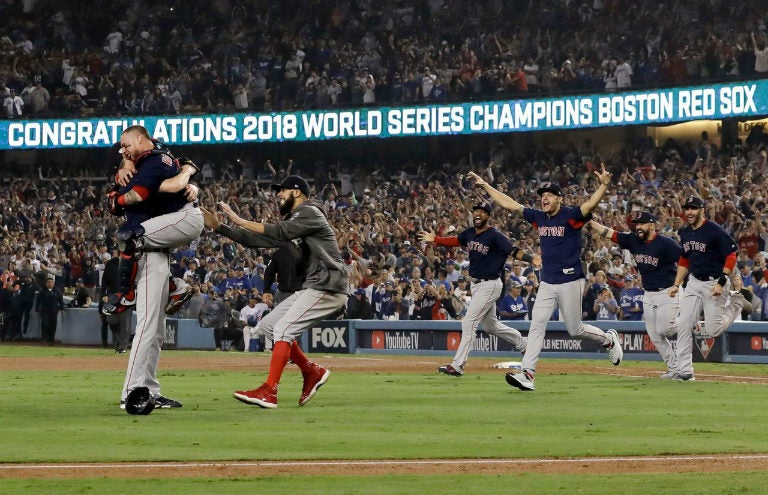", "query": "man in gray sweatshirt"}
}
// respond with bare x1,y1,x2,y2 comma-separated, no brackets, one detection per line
203,175,348,409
